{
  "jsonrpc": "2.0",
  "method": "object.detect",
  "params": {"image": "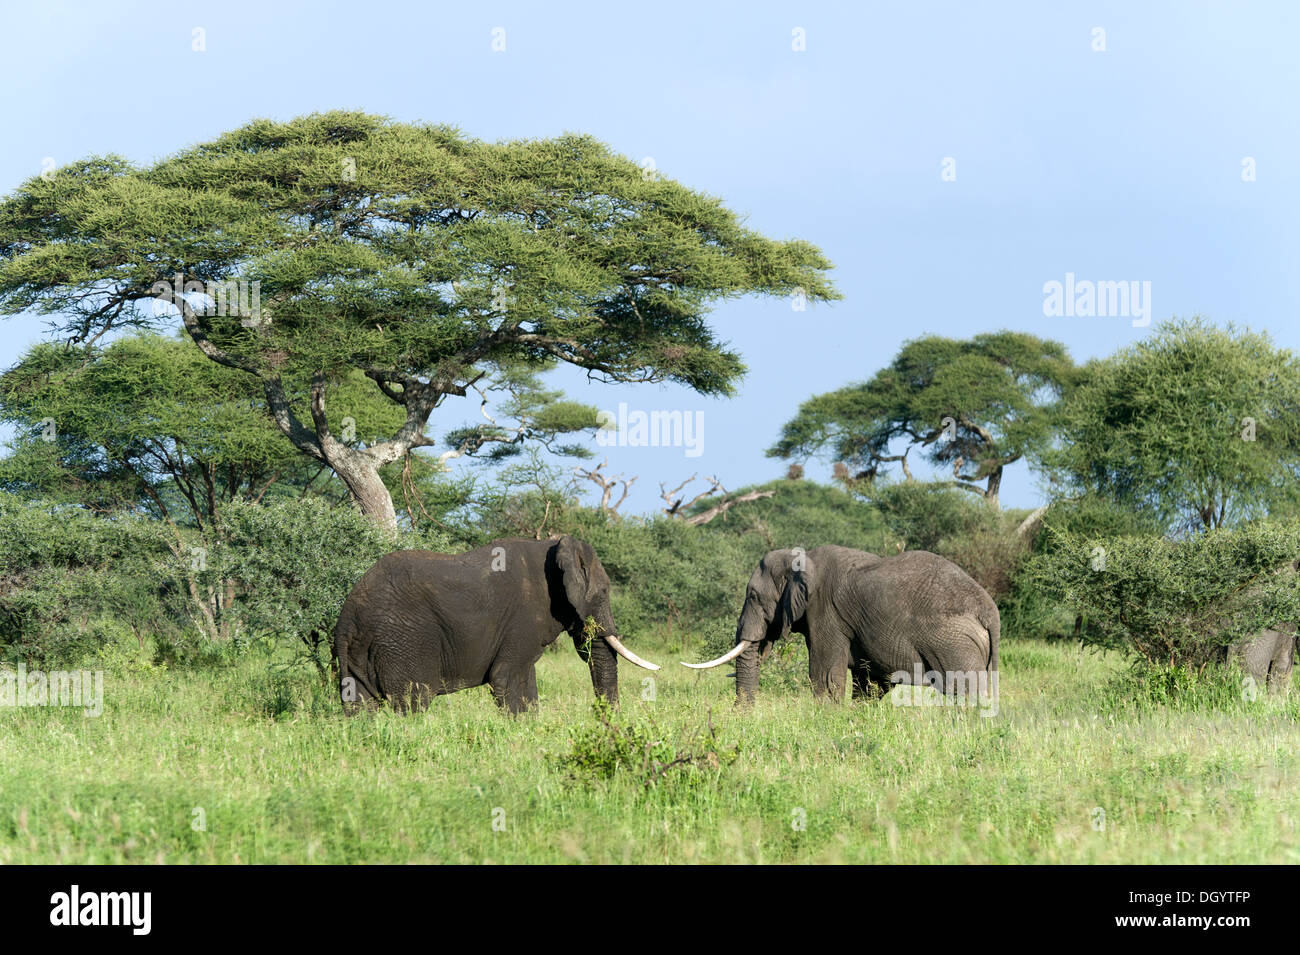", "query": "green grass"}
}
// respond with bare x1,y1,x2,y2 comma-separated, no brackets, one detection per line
1,637,1297,863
